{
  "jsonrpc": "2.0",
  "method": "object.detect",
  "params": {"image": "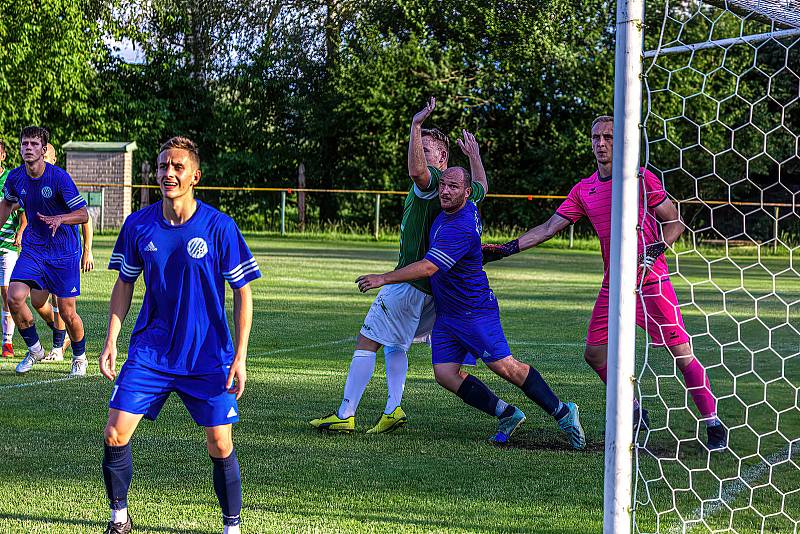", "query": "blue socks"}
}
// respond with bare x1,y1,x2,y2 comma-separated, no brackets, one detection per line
521,367,563,418
455,374,501,417
102,443,132,511
211,450,242,527
19,325,41,350
72,337,86,358
53,328,67,349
